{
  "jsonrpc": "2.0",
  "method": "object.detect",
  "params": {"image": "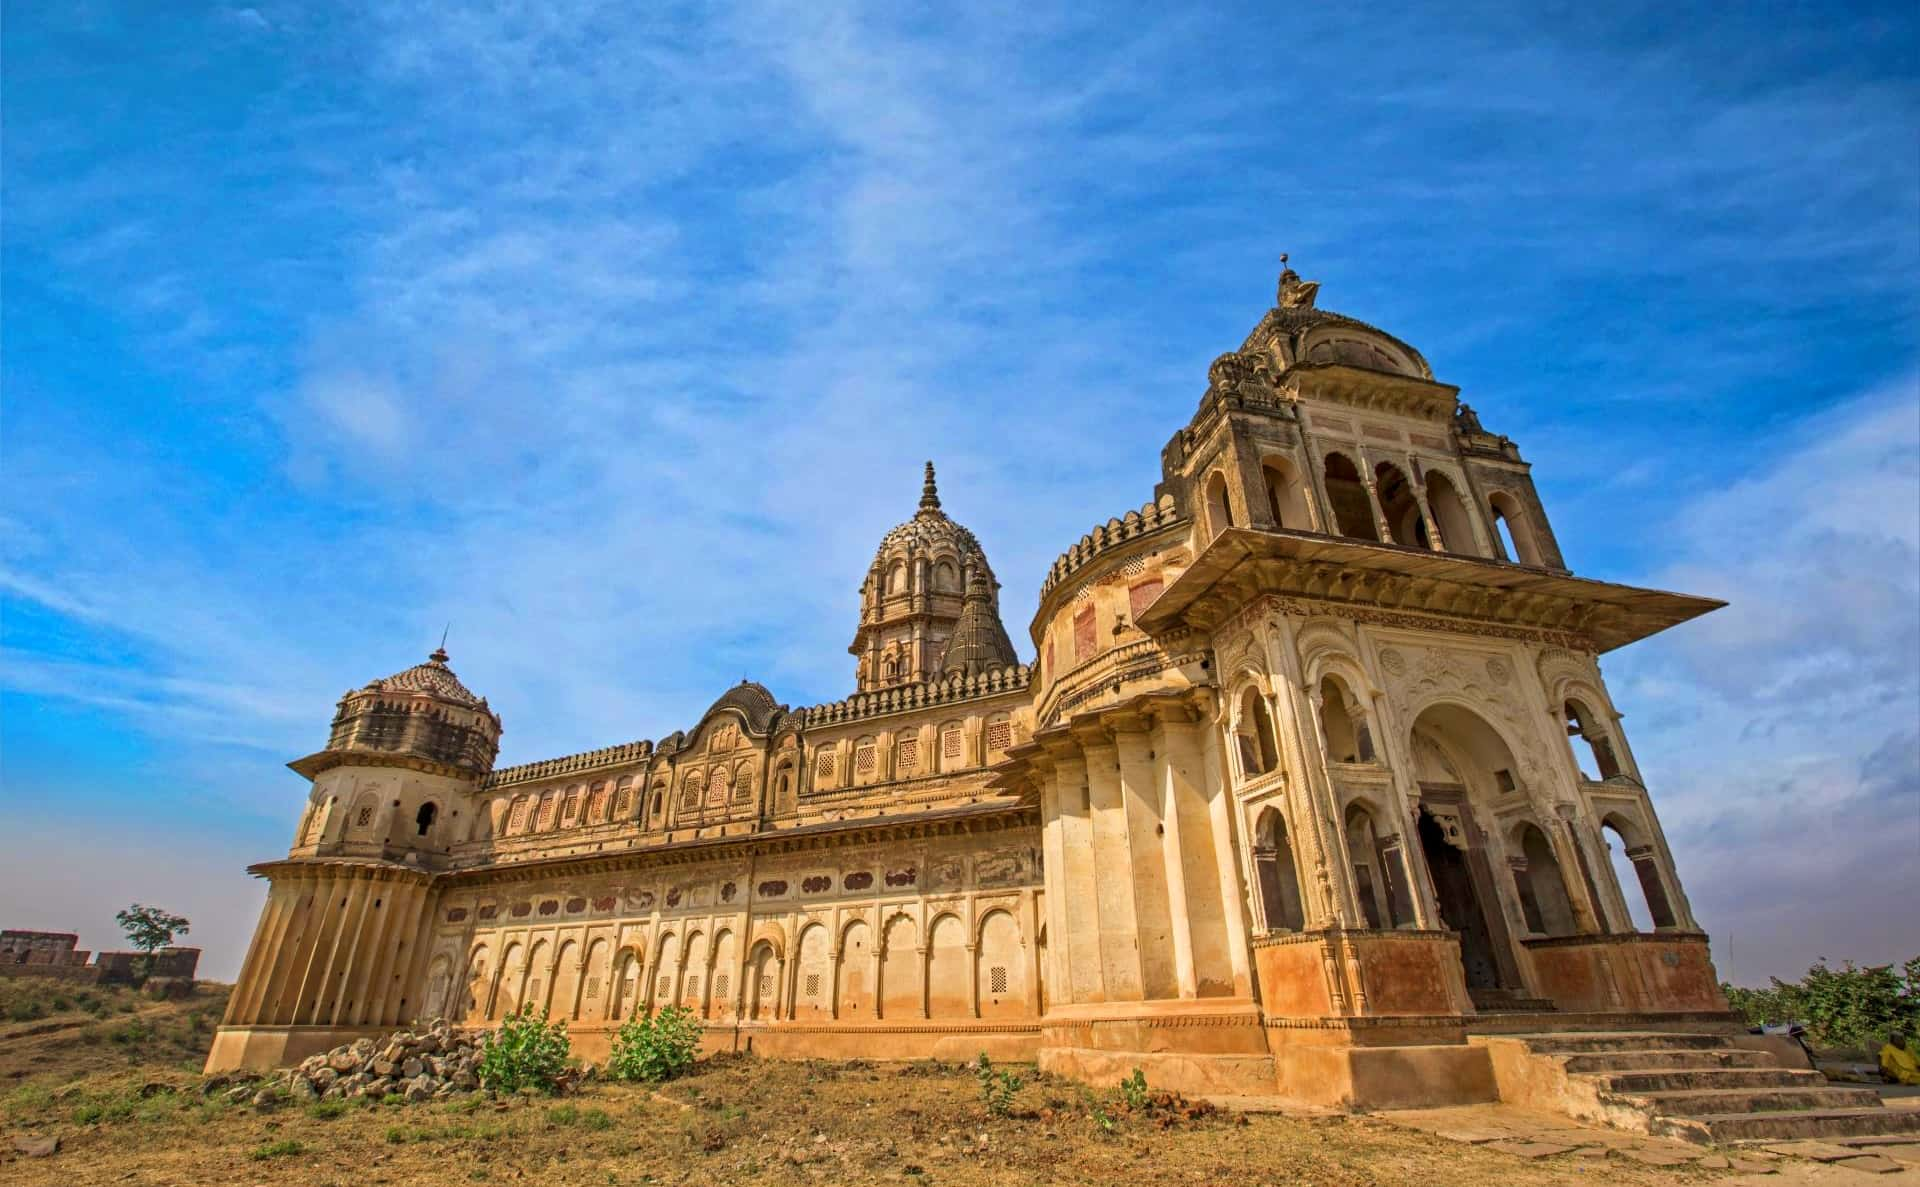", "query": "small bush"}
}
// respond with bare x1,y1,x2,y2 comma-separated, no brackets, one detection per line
476,1005,572,1095
1118,1067,1148,1111
975,1052,1023,1117
545,1103,579,1127
606,1005,704,1083
579,1107,613,1131
307,1099,349,1120
249,1139,306,1161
